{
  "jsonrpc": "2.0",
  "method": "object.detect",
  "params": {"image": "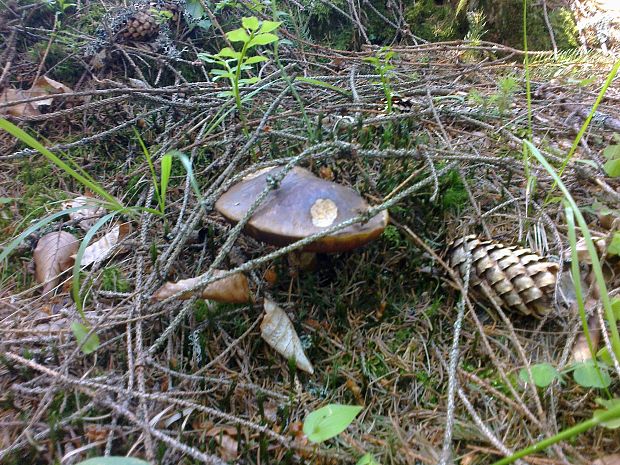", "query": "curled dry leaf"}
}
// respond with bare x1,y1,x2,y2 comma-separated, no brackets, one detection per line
593,454,620,465
0,76,73,117
62,196,106,231
152,270,251,303
77,223,131,267
205,426,238,462
260,299,314,374
572,299,601,362
34,231,79,294
0,88,43,117
563,237,607,264
32,76,73,95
